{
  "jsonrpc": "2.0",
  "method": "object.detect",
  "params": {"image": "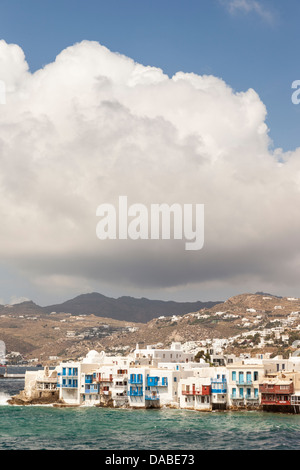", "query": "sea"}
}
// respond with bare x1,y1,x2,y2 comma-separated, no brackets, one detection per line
1,366,300,452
